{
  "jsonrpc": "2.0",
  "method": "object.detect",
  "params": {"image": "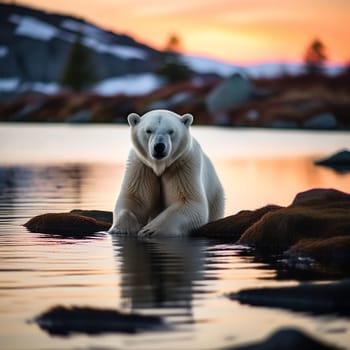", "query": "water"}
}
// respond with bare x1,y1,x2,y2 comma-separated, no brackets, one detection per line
0,124,350,350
